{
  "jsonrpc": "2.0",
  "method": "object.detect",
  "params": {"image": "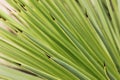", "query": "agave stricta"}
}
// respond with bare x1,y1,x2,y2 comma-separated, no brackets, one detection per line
0,0,120,80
